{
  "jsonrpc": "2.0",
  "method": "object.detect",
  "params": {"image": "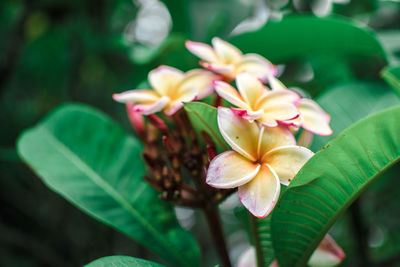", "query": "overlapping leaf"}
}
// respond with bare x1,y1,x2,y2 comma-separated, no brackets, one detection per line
17,104,199,267
271,106,400,266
